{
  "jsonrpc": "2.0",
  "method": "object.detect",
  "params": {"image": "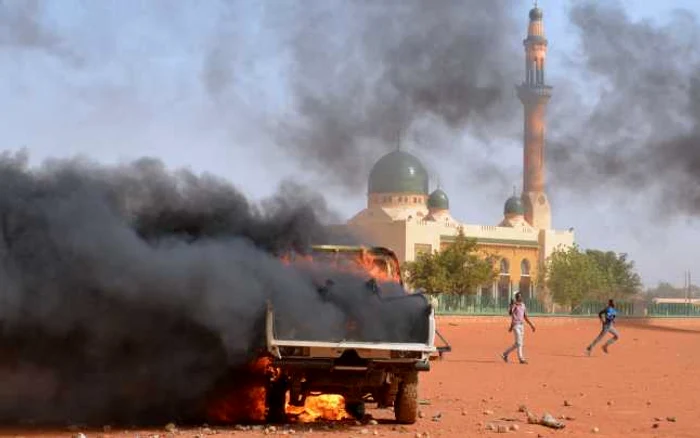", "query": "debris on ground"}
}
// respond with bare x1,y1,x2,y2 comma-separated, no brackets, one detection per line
540,413,566,429
523,408,566,430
